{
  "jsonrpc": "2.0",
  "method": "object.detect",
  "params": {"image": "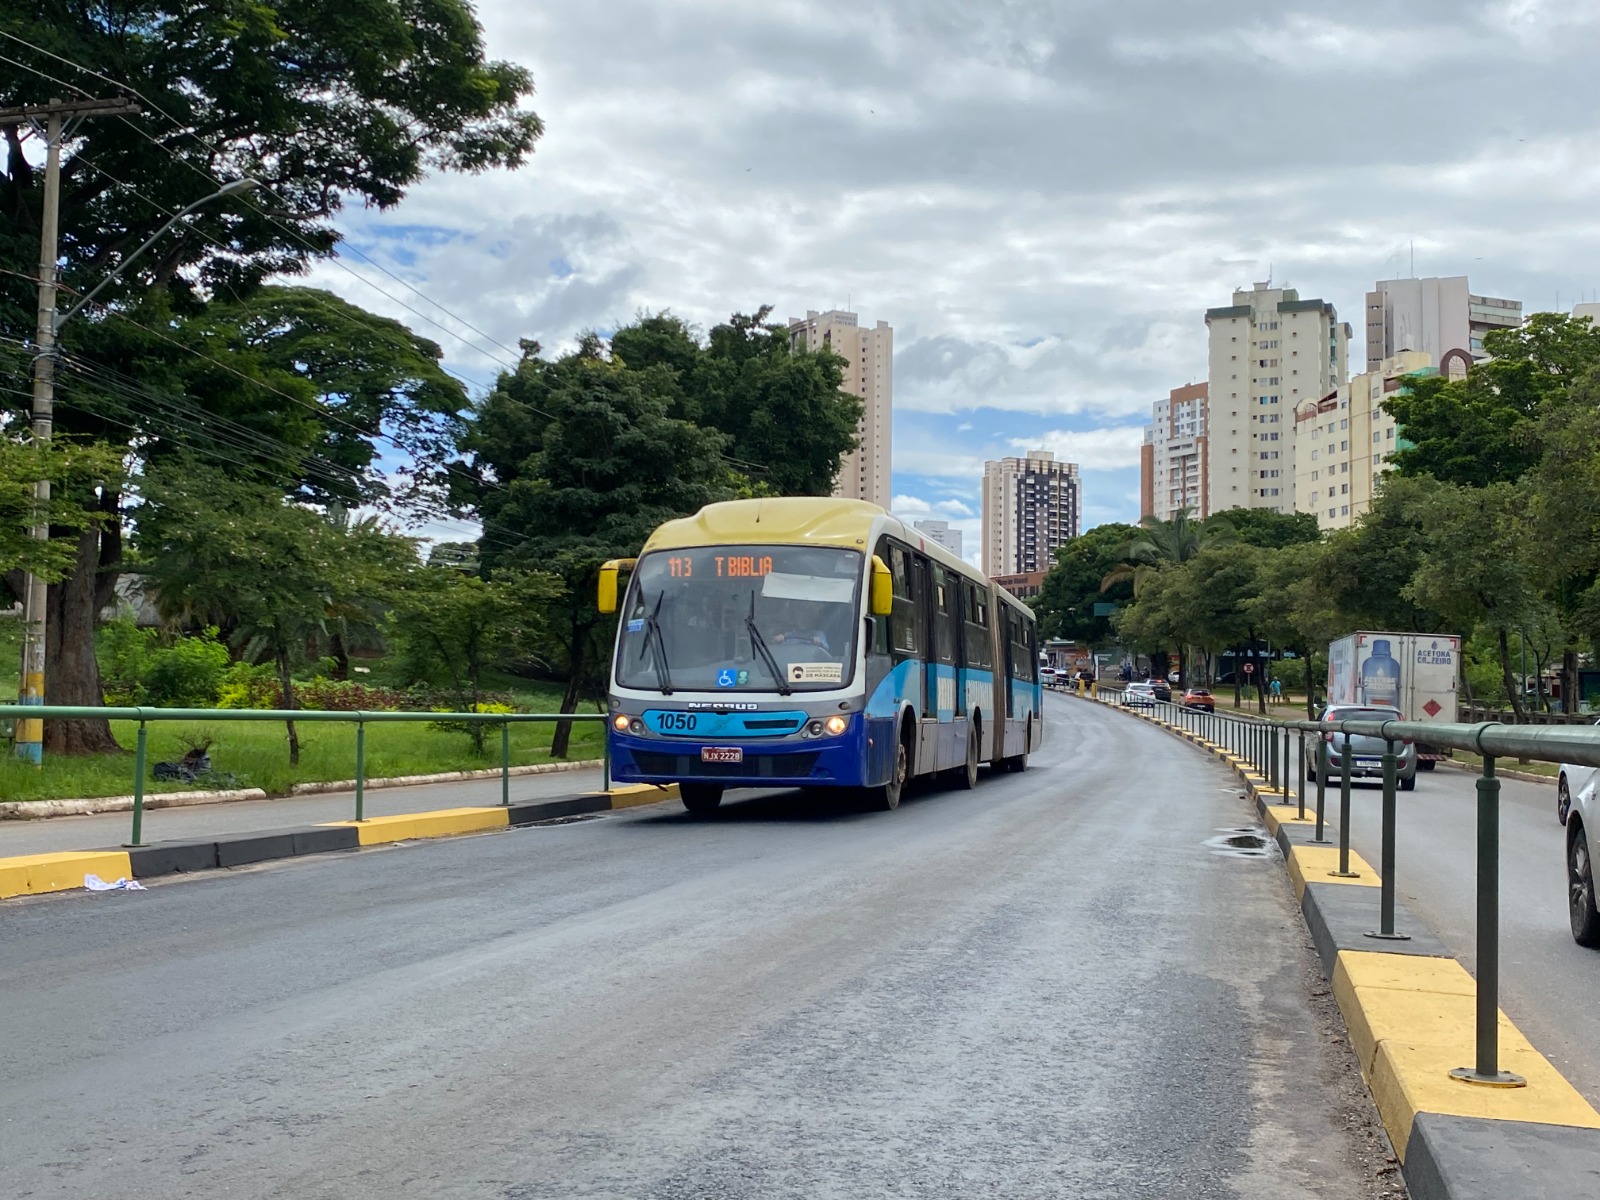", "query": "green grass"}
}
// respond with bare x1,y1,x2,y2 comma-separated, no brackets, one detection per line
0,672,606,804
